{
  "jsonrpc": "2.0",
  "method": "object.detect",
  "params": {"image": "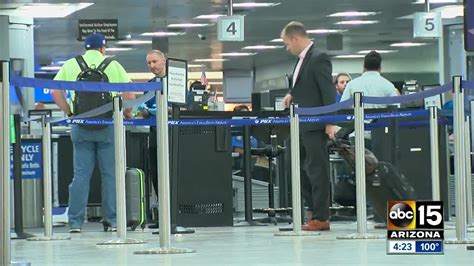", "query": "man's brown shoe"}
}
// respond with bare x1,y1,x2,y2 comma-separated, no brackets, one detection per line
302,219,330,231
